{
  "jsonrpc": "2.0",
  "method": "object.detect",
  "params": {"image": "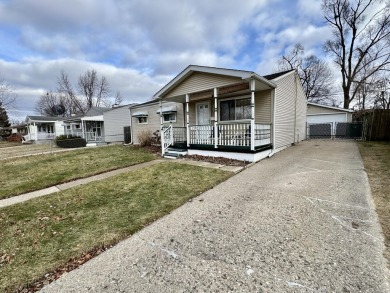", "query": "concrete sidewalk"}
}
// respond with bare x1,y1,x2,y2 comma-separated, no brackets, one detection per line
40,140,390,293
0,159,244,208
